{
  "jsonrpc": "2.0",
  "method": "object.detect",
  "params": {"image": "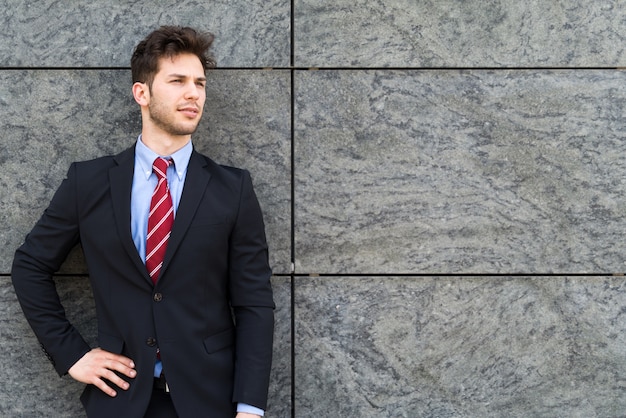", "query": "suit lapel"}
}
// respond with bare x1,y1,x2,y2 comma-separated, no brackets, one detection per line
109,146,153,284
161,150,212,277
